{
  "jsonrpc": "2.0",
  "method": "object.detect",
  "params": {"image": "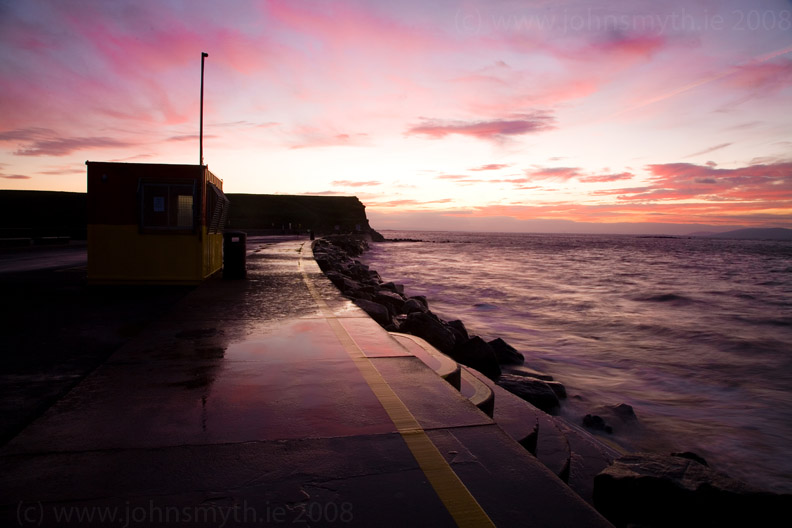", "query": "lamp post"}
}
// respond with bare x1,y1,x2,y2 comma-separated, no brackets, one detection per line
200,52,208,166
